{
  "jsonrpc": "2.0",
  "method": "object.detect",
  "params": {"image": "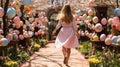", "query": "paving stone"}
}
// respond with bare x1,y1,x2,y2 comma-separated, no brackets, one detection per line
21,43,89,67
